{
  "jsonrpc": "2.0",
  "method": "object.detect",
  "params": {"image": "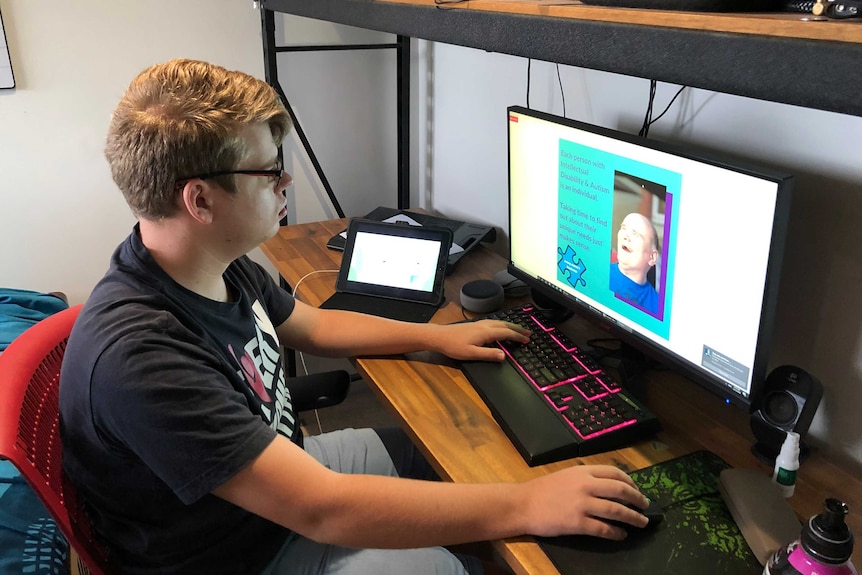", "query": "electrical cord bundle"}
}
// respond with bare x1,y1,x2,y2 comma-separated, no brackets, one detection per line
639,80,687,138
435,0,471,7
525,60,567,118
